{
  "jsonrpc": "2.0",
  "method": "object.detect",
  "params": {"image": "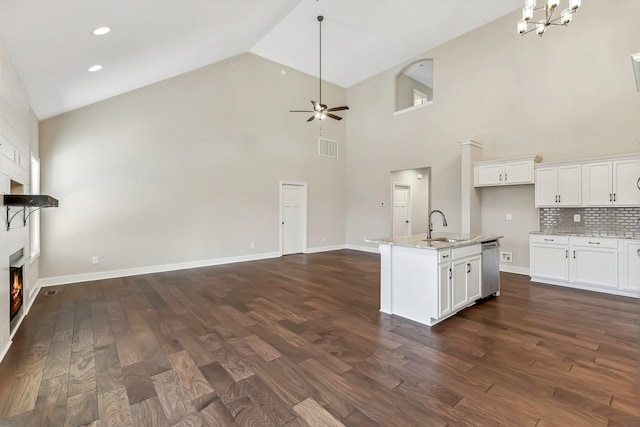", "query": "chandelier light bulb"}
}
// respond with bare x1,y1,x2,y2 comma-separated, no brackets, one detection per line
569,0,581,10
547,0,559,9
522,6,534,21
525,0,536,7
517,19,527,34
560,8,572,24
536,23,546,36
